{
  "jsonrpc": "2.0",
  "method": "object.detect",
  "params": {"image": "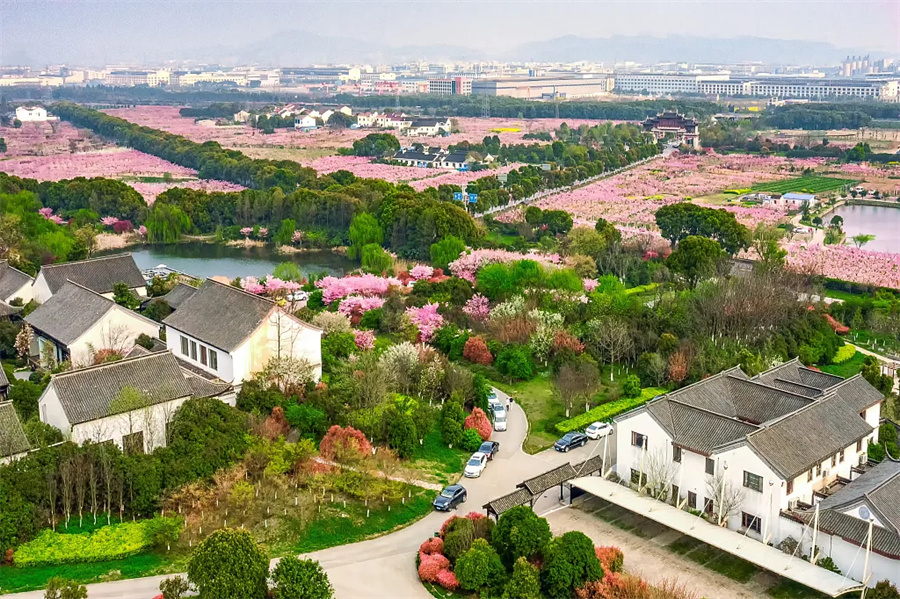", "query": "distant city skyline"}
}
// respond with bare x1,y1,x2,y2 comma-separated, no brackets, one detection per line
0,0,896,66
